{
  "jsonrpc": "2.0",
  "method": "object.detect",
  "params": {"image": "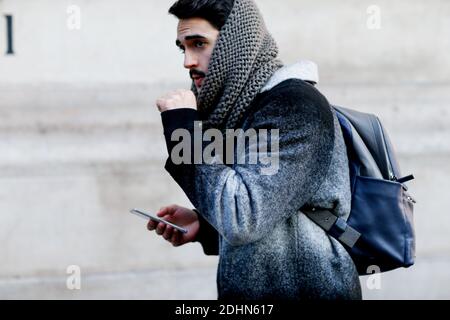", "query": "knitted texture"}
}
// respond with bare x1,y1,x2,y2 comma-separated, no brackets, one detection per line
192,0,283,129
